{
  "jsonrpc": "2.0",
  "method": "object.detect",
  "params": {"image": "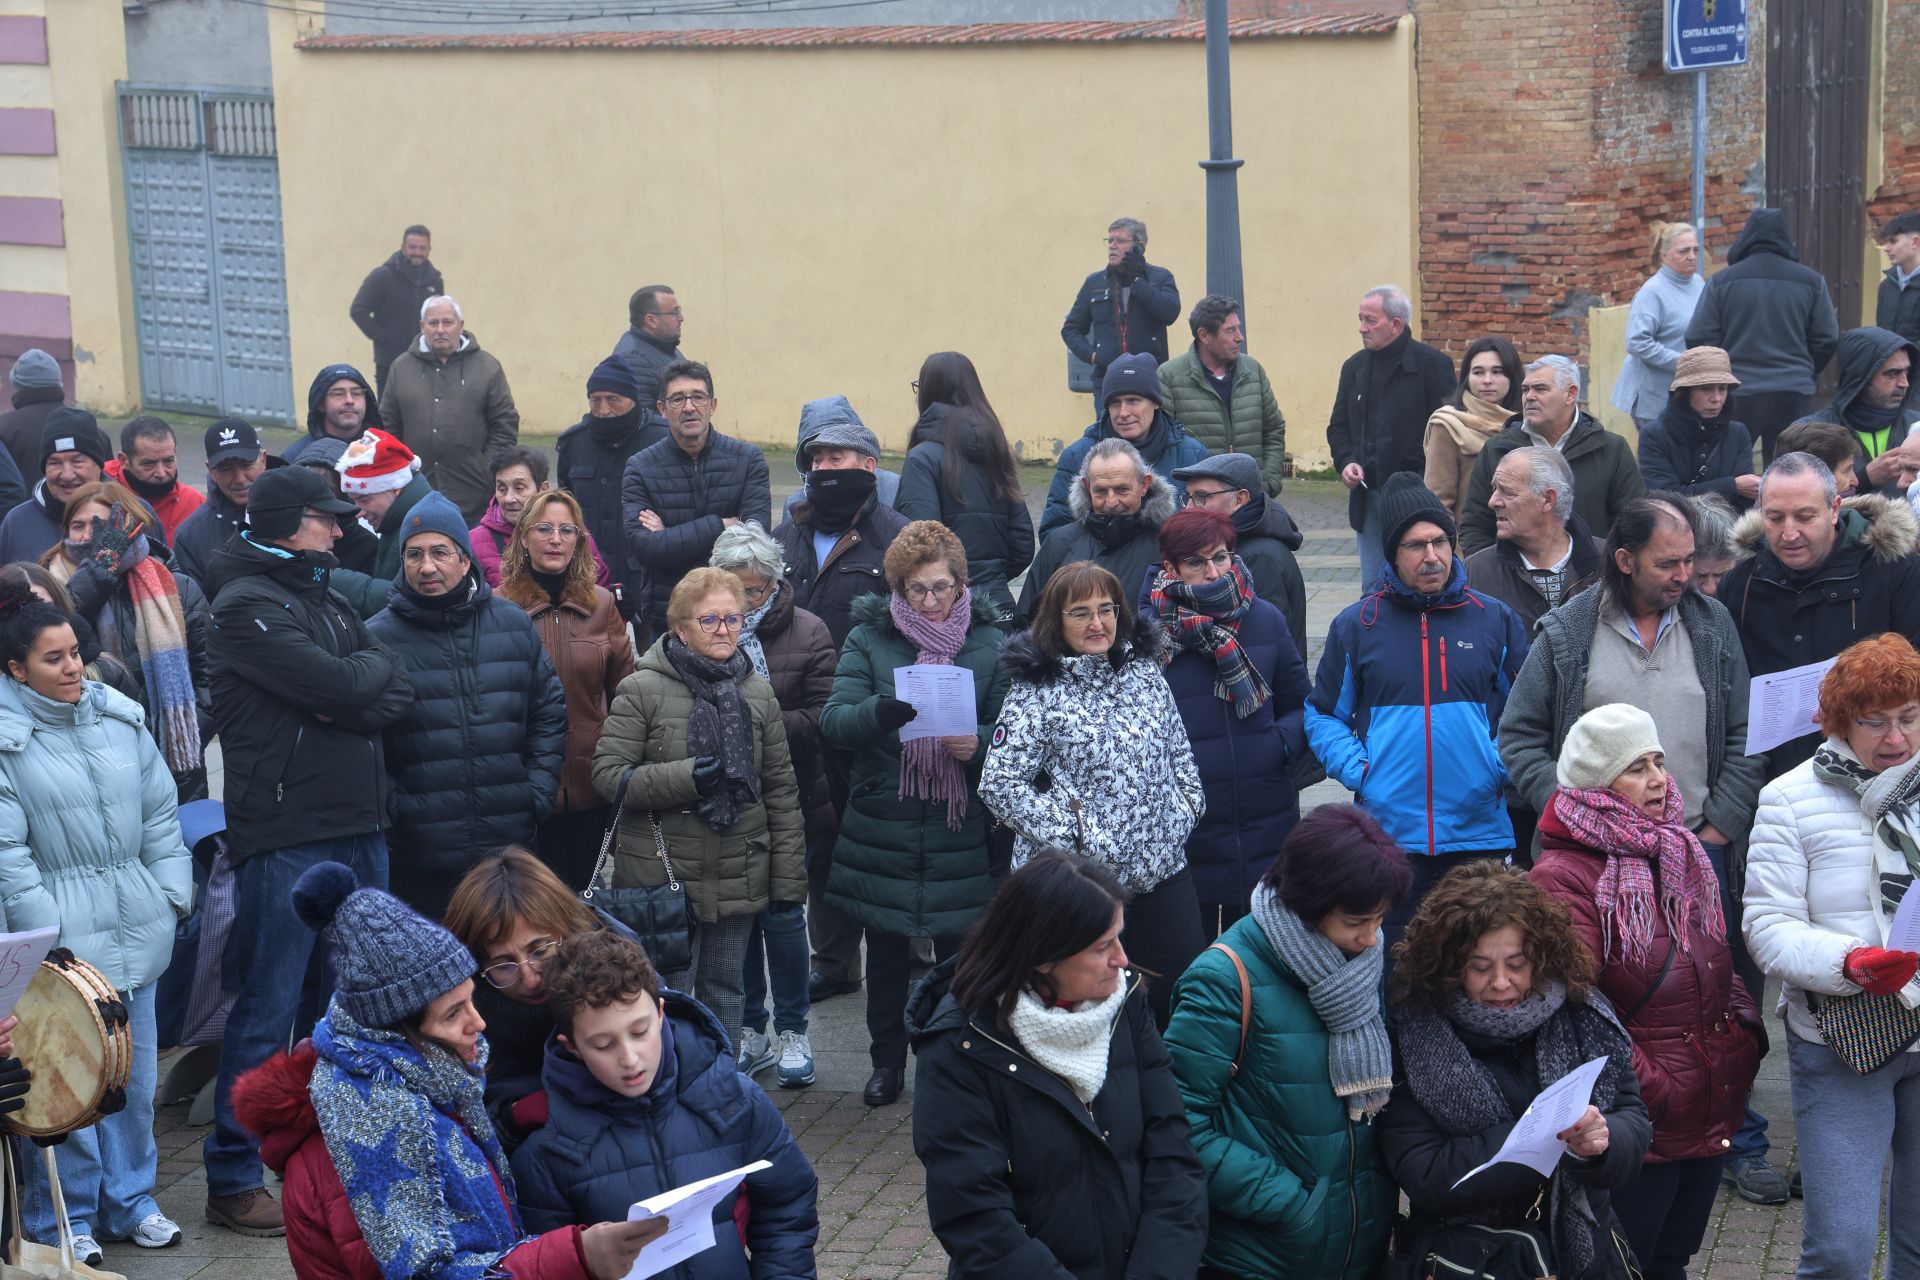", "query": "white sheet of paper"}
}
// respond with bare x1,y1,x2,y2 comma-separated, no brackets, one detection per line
1745,657,1838,755
1890,881,1920,953
1451,1055,1611,1188
621,1160,772,1280
0,927,59,1023
892,665,978,742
